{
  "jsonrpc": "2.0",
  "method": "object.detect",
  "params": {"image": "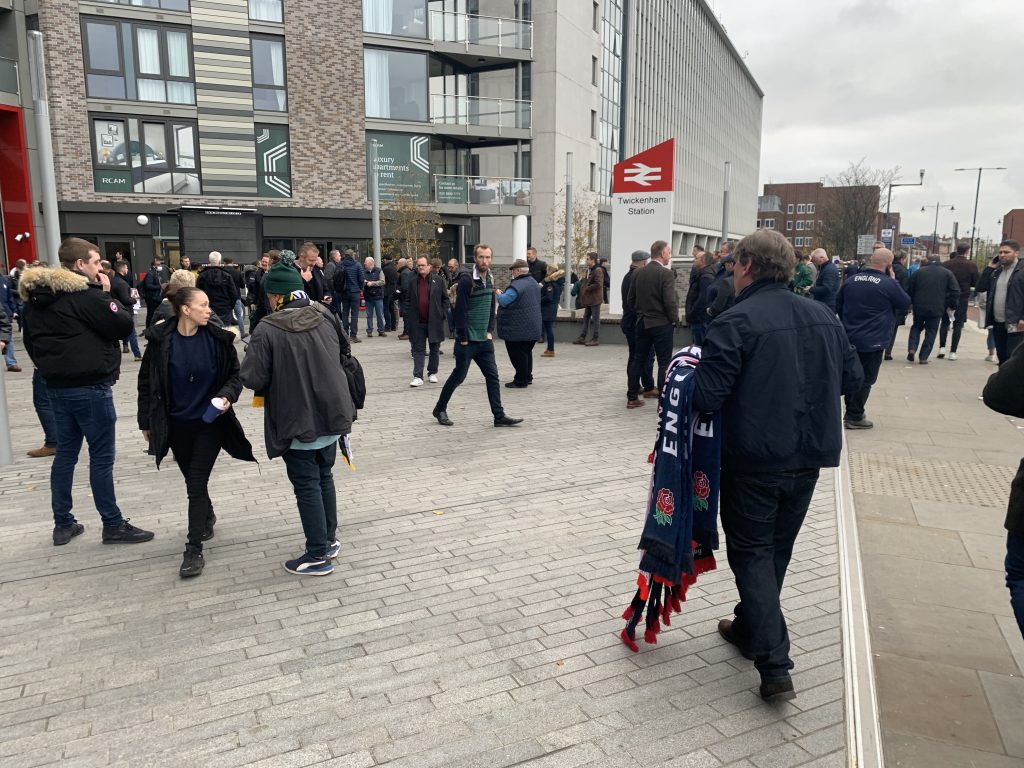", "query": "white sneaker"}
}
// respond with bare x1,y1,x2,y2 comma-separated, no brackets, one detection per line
948,352,958,361
986,353,996,363
937,347,947,359
326,540,341,559
410,377,424,387
428,374,438,383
